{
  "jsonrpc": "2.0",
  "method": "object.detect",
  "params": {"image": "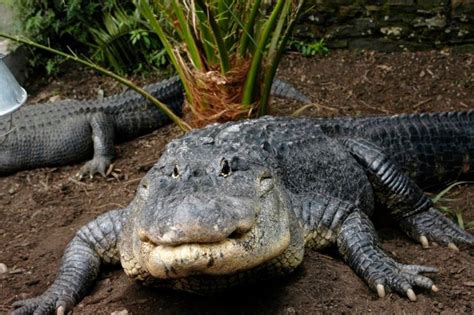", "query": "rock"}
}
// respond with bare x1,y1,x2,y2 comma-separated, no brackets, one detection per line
111,309,128,315
0,263,8,274
425,14,447,29
293,1,473,52
48,95,61,103
380,26,404,37
97,88,105,100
